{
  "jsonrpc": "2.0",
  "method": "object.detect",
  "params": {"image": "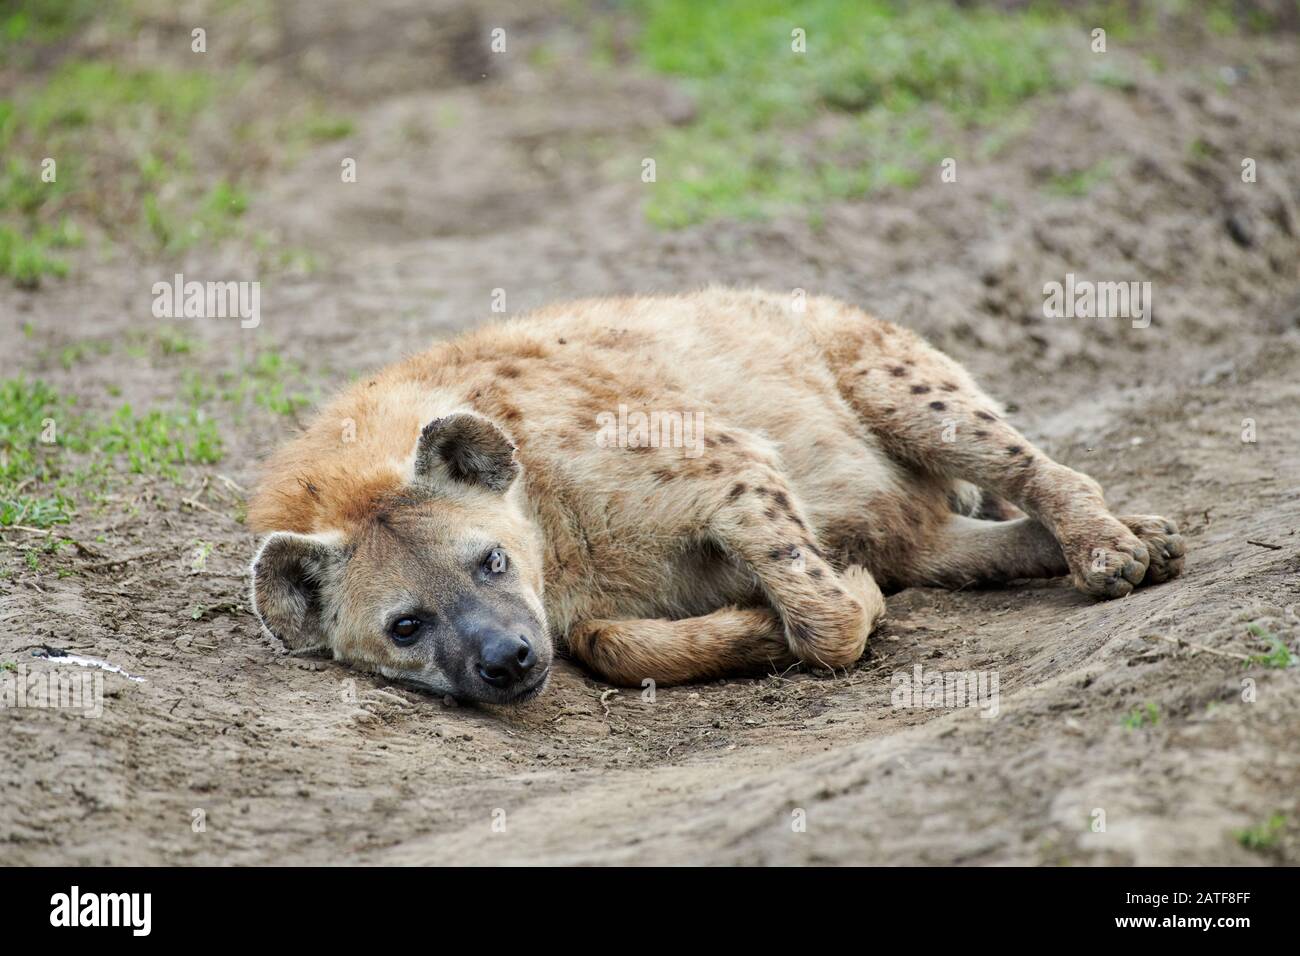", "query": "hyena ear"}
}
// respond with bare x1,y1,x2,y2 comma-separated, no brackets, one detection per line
249,532,340,651
413,413,519,493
